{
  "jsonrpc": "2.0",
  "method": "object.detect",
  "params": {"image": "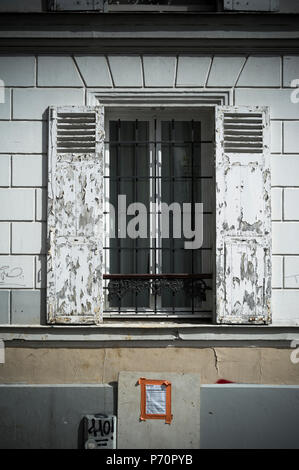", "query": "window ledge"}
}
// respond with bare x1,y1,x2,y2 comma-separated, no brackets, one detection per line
0,323,299,346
